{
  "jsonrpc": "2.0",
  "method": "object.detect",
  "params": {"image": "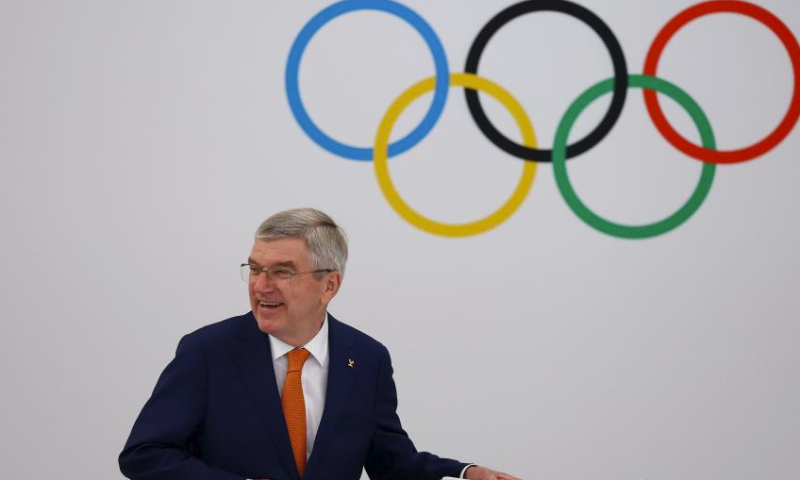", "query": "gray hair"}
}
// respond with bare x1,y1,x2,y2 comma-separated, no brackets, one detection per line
255,208,348,276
